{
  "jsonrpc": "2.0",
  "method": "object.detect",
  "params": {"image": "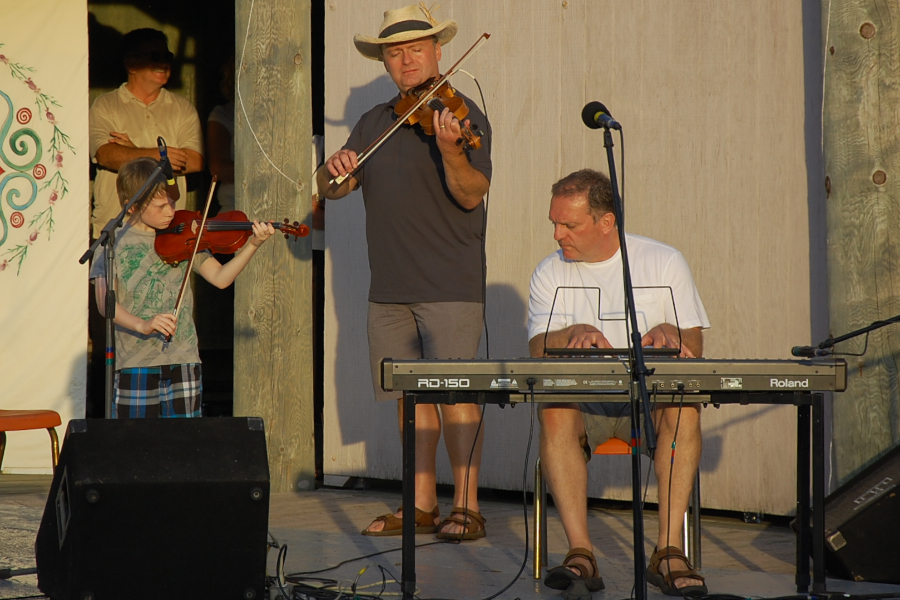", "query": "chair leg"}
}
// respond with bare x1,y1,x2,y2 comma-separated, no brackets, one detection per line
48,427,60,472
690,470,702,569
540,464,548,569
535,455,702,577
533,456,543,579
682,470,702,567
0,431,6,472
